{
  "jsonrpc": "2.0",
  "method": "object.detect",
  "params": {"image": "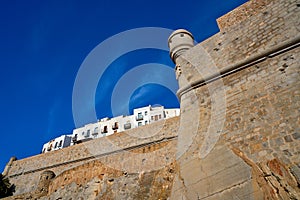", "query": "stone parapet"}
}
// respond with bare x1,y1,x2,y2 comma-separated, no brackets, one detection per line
177,0,300,98
5,117,179,195
217,0,273,31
